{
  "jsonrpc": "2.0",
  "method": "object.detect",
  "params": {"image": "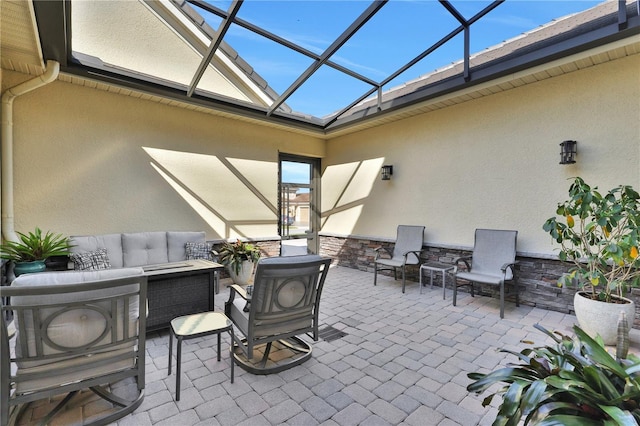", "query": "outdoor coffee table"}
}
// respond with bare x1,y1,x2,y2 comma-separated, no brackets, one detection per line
420,262,455,299
168,311,234,401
